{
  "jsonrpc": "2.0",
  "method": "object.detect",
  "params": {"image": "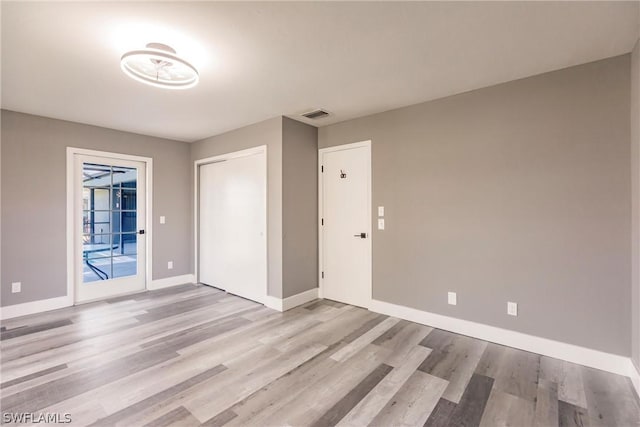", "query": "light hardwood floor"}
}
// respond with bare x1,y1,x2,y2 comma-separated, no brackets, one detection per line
1,284,638,426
